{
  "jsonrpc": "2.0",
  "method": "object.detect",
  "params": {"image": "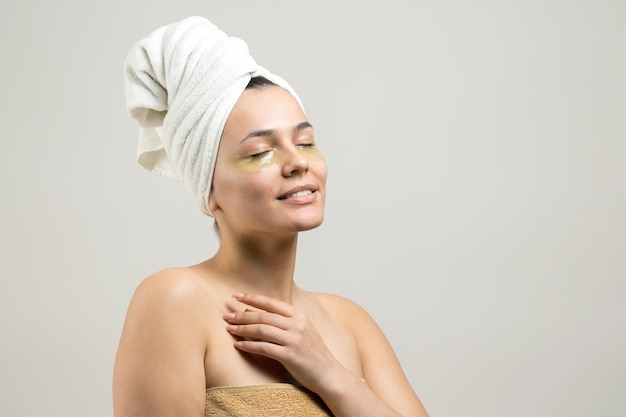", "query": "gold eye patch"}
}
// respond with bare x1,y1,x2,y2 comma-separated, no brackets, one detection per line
233,145,324,174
